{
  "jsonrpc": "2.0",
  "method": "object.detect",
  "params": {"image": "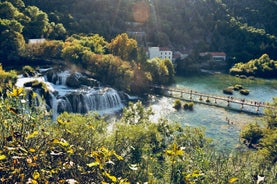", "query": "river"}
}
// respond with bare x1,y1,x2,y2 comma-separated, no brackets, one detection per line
149,73,277,152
